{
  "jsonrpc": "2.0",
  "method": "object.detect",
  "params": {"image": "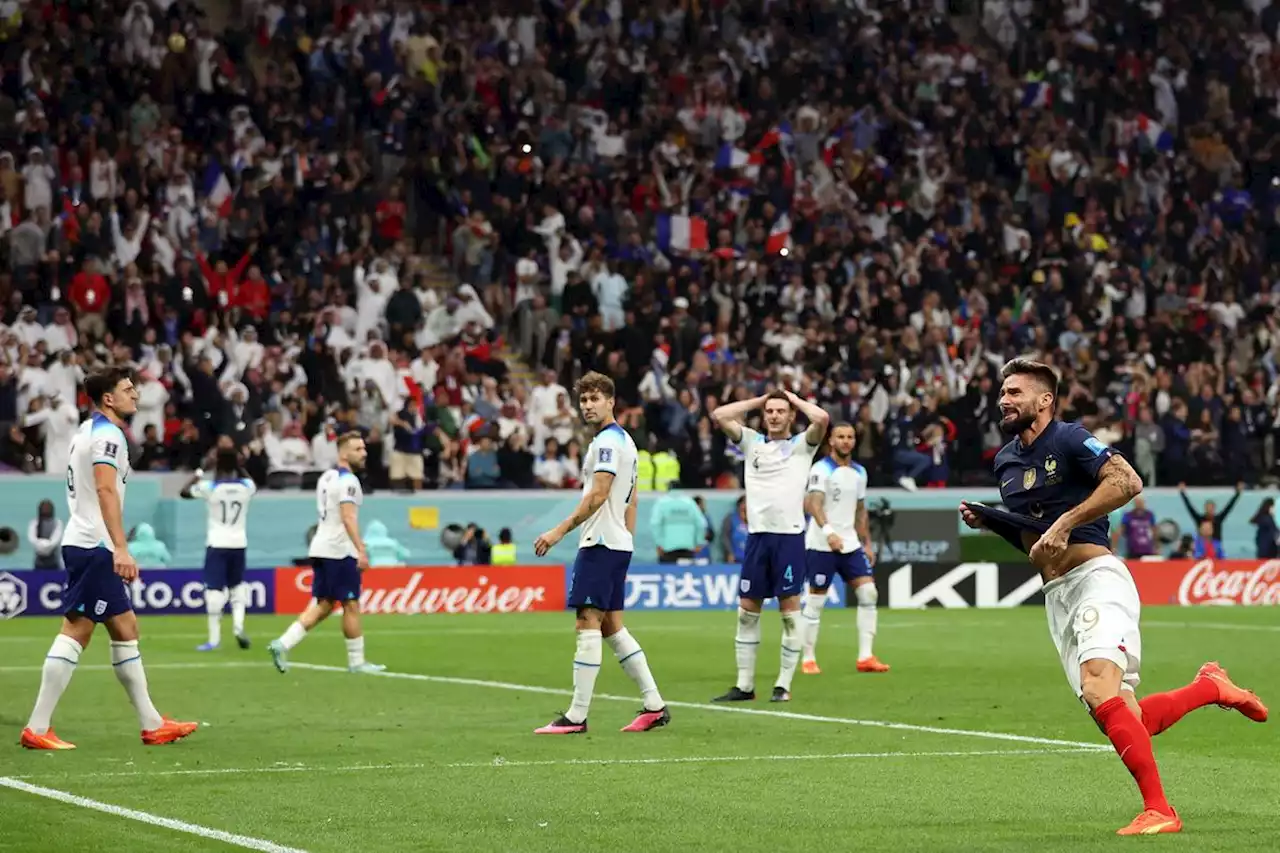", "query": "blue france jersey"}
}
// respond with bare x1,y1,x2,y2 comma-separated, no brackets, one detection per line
992,421,1118,549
